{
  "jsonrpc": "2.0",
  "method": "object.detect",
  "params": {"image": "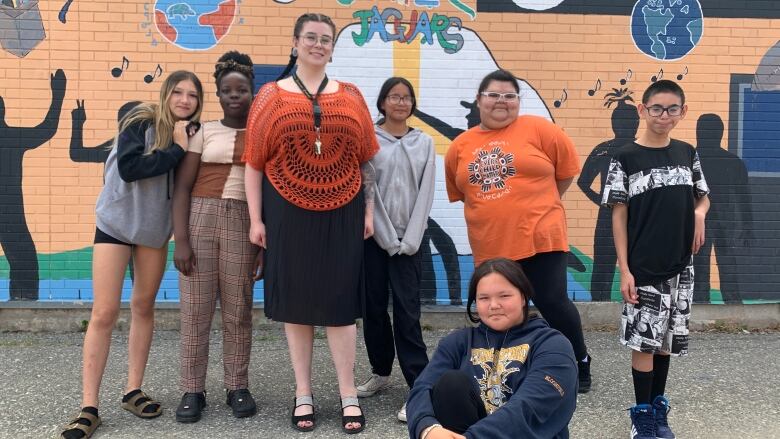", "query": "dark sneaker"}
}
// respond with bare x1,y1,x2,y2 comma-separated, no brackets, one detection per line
175,392,206,423
652,395,675,439
577,354,592,393
629,404,657,439
226,389,257,418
